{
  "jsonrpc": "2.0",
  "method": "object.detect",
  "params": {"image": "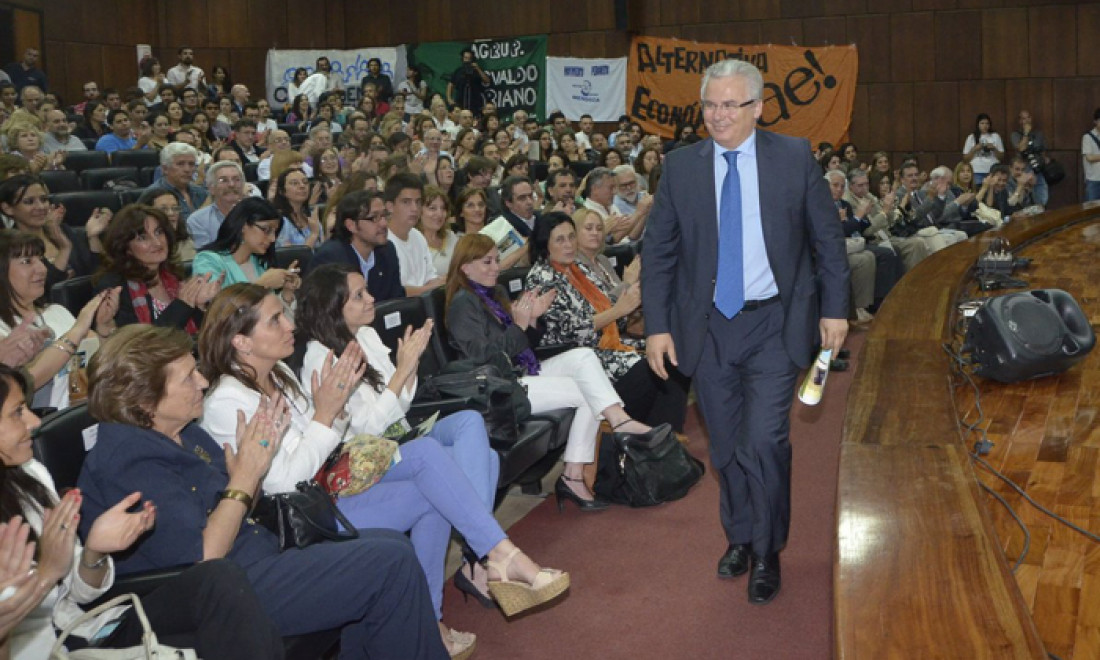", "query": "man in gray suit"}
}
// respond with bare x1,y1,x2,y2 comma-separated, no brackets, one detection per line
642,60,849,604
